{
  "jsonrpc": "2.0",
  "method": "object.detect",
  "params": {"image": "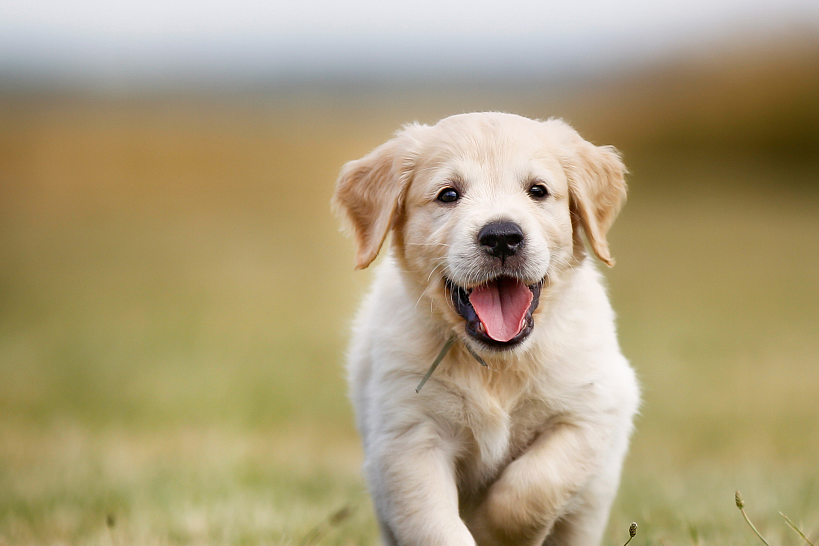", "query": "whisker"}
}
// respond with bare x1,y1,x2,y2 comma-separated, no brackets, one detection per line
414,262,446,309
404,242,451,247
414,284,431,310
426,260,448,283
